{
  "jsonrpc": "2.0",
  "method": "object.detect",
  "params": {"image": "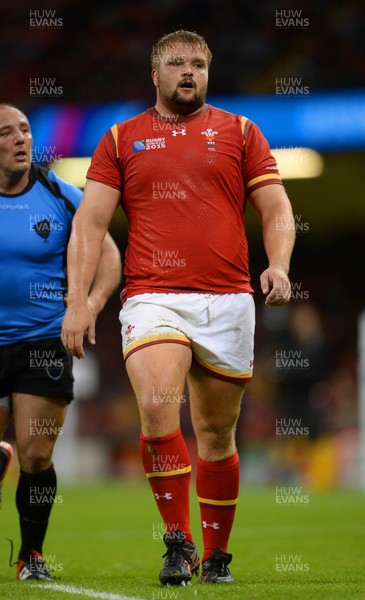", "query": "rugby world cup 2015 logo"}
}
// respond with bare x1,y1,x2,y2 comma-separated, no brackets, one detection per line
201,128,218,149
132,137,166,152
